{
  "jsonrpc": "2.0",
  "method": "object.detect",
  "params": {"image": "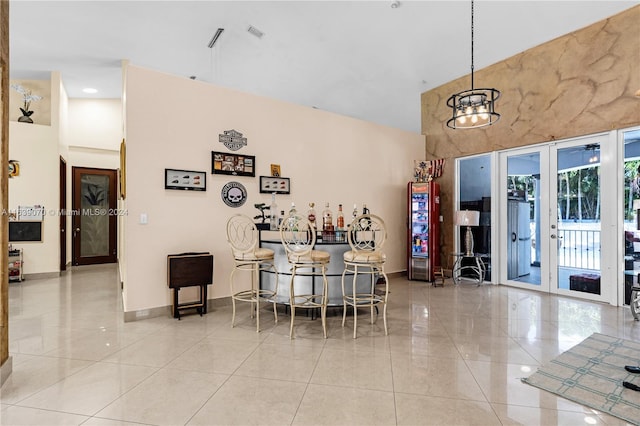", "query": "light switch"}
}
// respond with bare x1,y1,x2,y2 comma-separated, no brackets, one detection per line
140,213,148,224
